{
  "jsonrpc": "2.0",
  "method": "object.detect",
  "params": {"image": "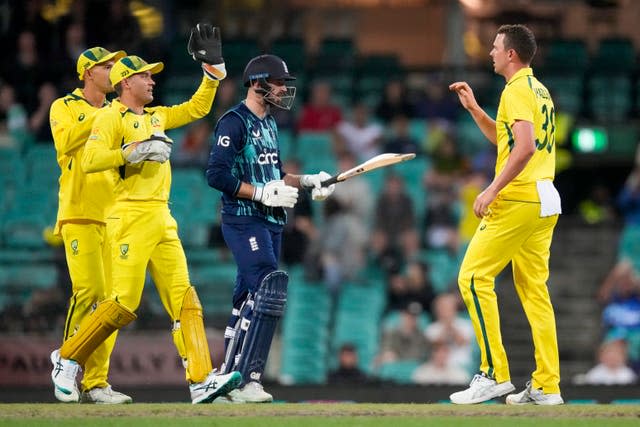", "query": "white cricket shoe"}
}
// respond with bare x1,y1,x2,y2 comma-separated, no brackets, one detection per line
50,349,81,403
450,373,515,404
226,381,273,403
506,382,564,405
81,386,133,404
190,370,242,404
